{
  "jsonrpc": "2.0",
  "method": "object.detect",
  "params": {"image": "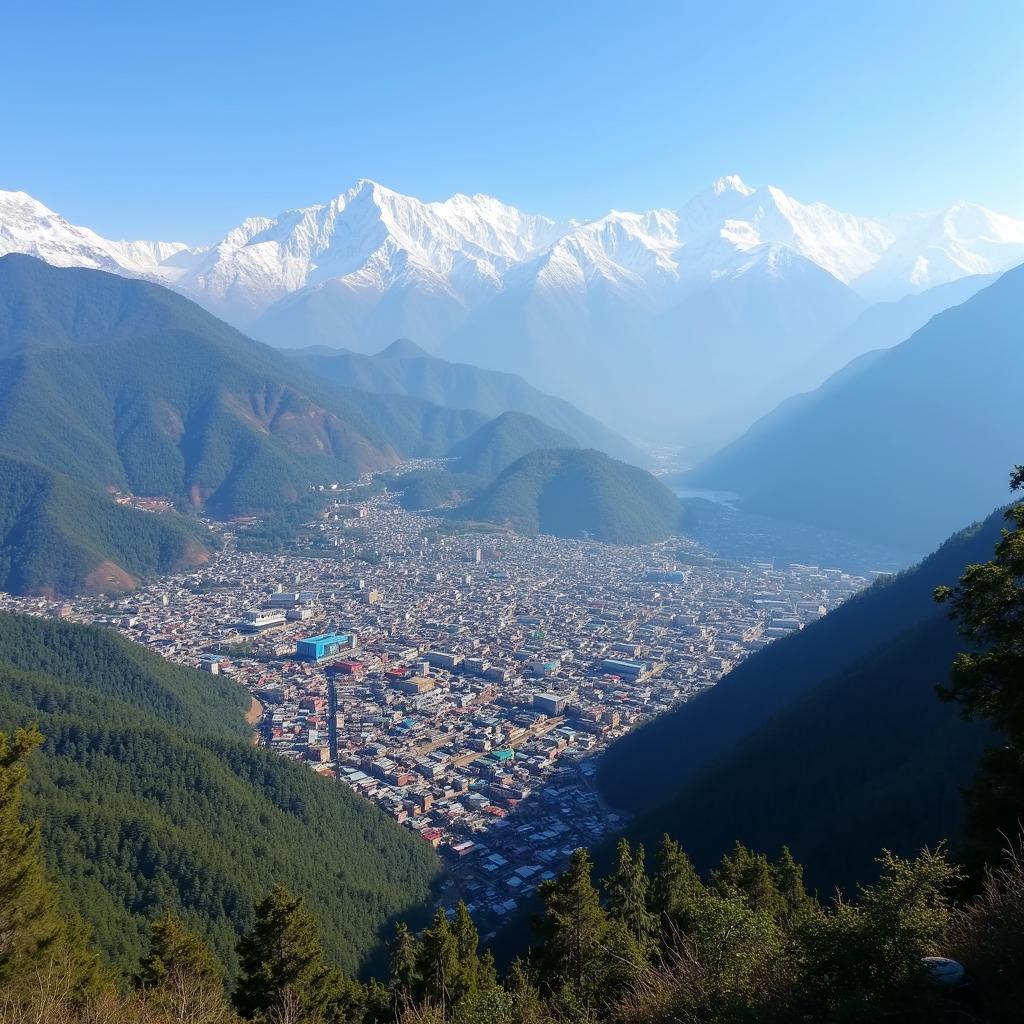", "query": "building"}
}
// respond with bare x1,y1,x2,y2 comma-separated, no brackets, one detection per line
390,675,435,695
534,693,568,716
295,632,351,663
425,650,462,671
238,609,287,632
601,658,647,678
